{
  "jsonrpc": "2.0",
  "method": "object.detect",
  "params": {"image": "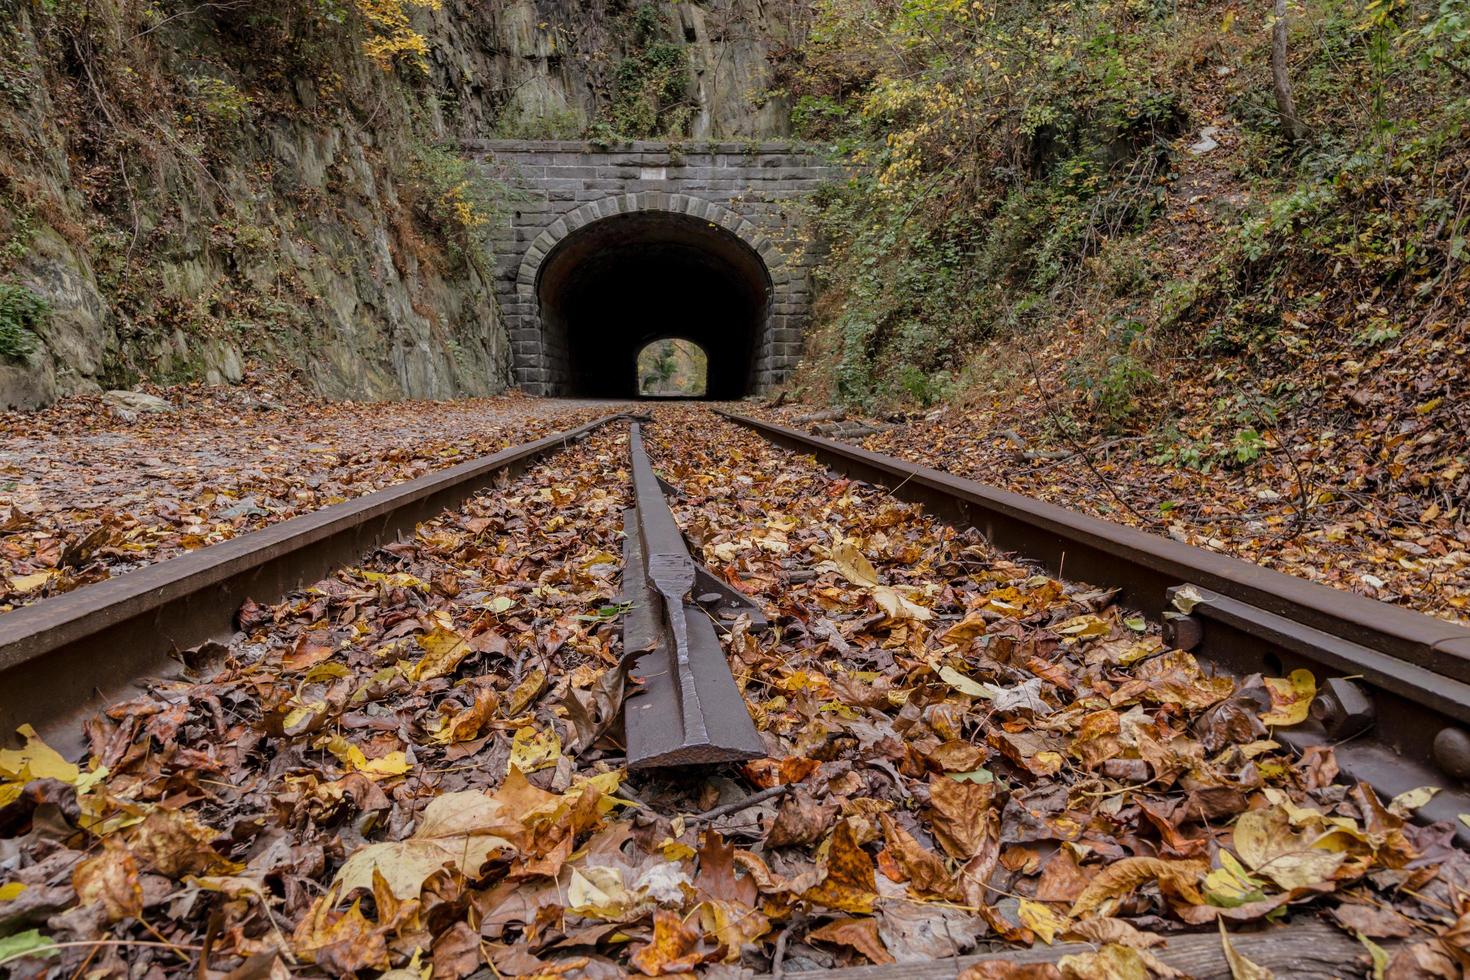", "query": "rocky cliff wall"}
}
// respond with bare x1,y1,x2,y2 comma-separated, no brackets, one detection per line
0,0,801,408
